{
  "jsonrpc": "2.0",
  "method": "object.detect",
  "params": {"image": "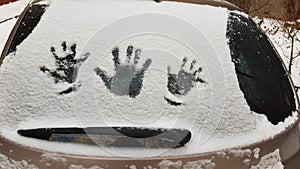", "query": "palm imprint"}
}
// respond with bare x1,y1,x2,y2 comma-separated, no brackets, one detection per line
165,57,206,105
40,42,89,95
94,46,151,98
